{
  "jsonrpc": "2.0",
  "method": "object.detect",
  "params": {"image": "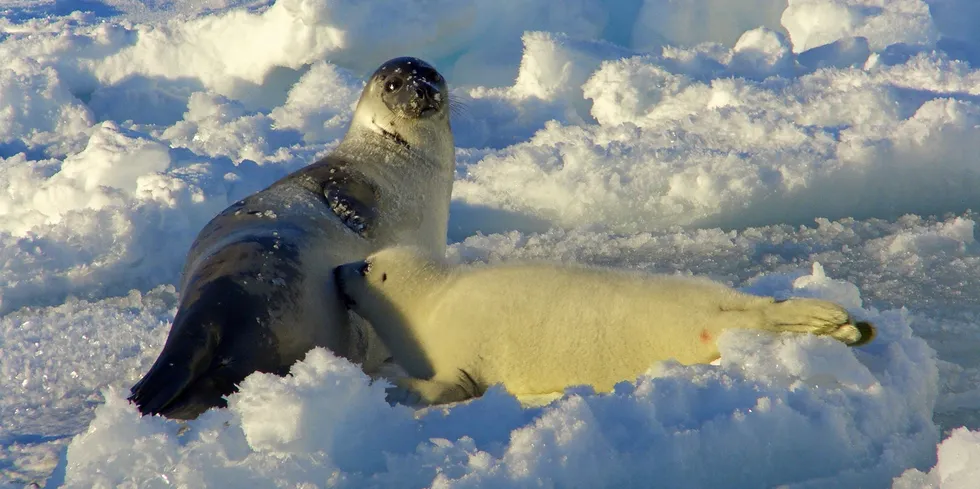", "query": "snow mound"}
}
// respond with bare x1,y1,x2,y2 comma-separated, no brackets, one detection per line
0,58,92,157
892,427,980,489
453,48,980,234
781,0,936,53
